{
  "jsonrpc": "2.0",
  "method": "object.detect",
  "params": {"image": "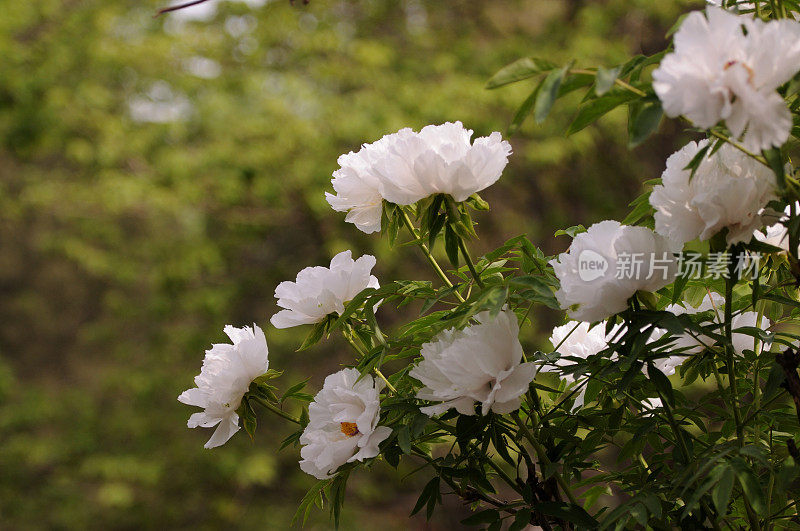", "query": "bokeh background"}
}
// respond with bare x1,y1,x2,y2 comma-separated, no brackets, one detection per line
0,0,700,528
